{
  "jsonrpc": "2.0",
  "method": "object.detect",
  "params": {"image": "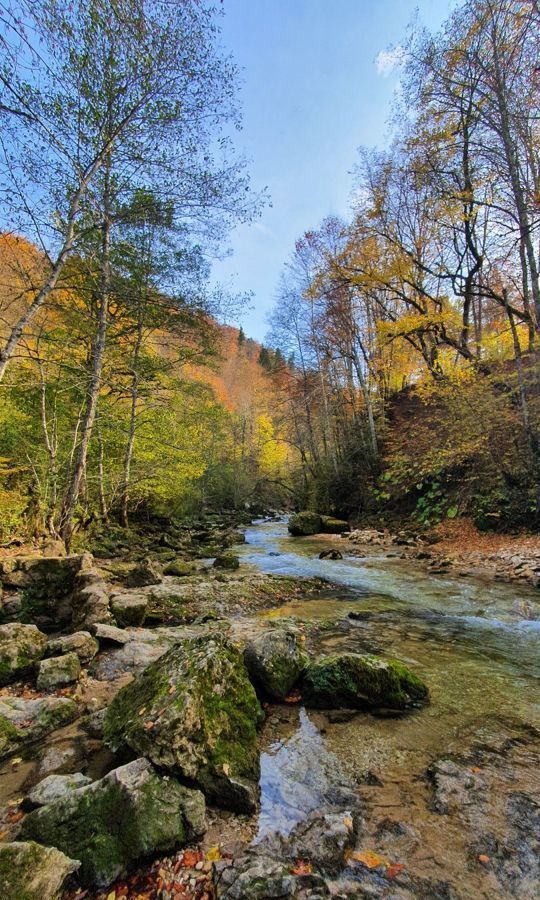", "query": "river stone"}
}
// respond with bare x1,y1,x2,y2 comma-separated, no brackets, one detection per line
0,696,79,760
92,623,132,644
37,652,81,690
213,553,240,570
288,511,323,536
320,516,349,534
163,560,195,576
127,557,163,587
319,549,343,560
21,757,206,888
301,653,429,710
46,631,99,664
110,593,148,626
244,629,308,700
0,840,80,900
103,634,263,812
26,772,92,808
71,567,112,630
0,623,48,686
257,809,358,875
213,854,330,898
